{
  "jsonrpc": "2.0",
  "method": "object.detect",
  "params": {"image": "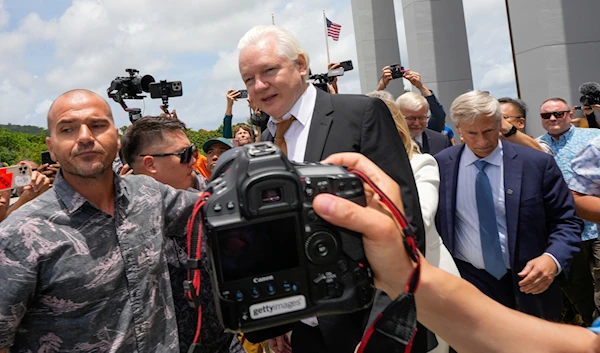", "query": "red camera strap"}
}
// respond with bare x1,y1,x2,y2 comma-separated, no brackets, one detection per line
185,192,211,353
347,168,421,353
